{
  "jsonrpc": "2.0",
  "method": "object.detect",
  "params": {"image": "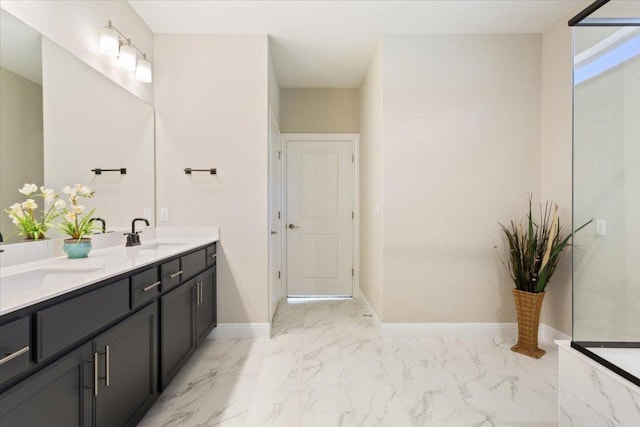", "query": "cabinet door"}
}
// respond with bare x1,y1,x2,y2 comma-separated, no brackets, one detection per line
160,280,196,390
0,342,93,427
195,266,217,345
93,303,157,427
